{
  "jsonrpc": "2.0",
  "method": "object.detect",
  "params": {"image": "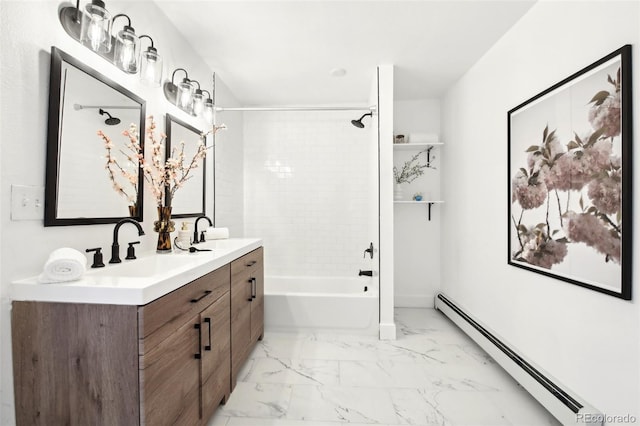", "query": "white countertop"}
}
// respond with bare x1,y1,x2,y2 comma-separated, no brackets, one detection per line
12,238,262,306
